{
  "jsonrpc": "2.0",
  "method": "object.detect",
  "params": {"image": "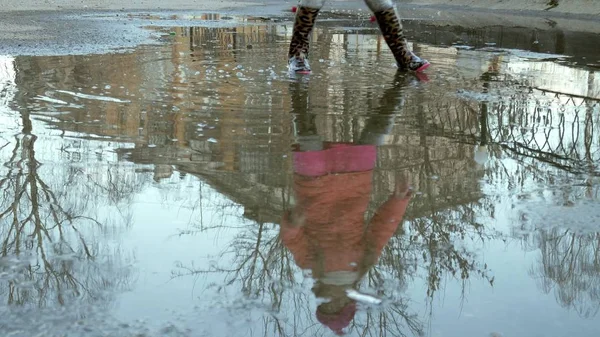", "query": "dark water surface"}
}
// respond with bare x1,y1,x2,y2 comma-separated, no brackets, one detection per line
1,13,600,337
